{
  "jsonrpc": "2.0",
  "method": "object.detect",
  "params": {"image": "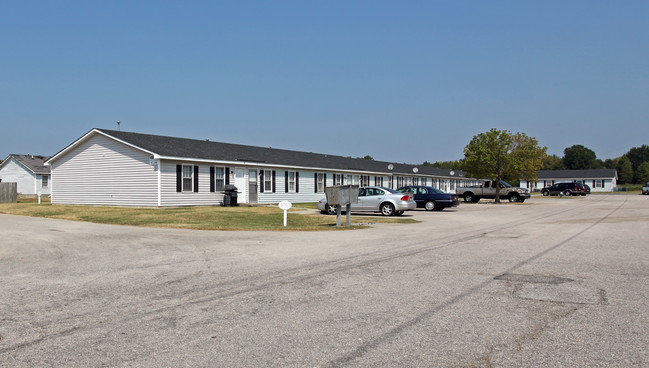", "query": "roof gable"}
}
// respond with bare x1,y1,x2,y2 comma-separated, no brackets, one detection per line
1,154,51,174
